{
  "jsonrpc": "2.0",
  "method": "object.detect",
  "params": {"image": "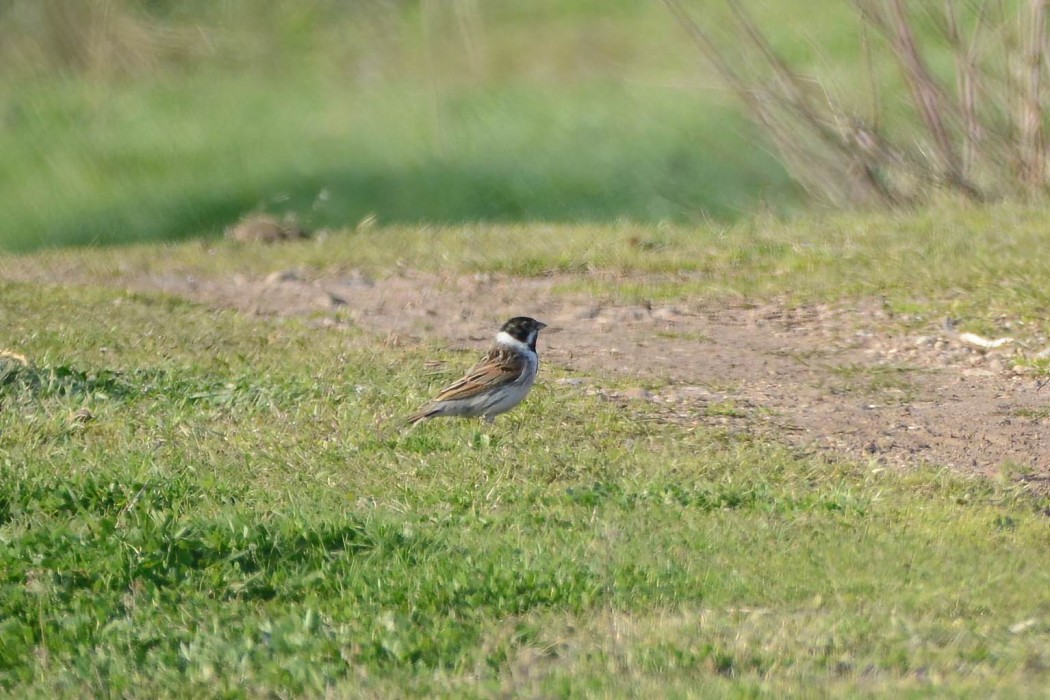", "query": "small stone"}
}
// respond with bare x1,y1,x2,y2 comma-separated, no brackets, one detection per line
225,213,308,243
1009,619,1037,634
266,270,301,285
324,293,348,308
575,307,602,320
341,270,374,288
651,307,681,321
621,387,652,401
